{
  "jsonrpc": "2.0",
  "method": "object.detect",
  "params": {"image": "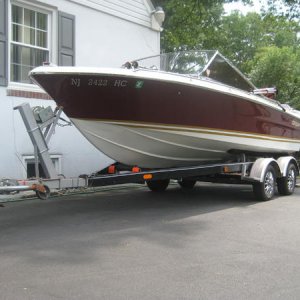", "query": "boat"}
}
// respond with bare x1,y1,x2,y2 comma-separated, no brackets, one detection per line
29,50,300,168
